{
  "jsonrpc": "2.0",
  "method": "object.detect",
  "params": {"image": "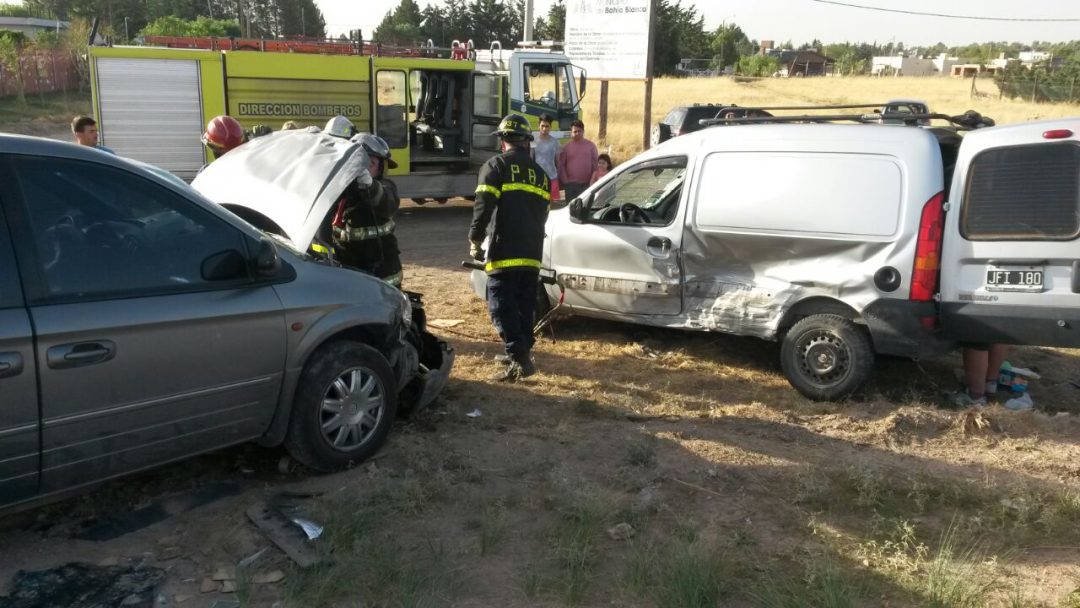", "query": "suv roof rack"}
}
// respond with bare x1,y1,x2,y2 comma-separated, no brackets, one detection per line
699,104,995,131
